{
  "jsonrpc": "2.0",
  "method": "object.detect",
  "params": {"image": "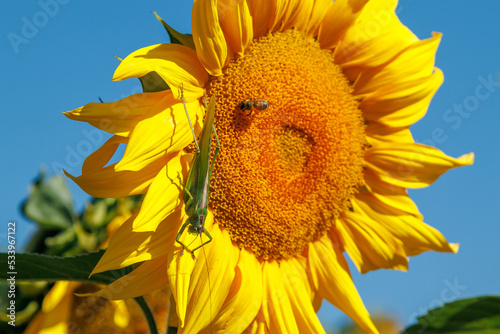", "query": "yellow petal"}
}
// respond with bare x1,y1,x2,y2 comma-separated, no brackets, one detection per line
337,210,409,273
211,248,262,333
269,0,313,33
167,212,216,328
193,0,229,76
167,212,197,327
115,92,204,172
90,255,169,300
307,235,379,334
359,68,444,128
365,142,474,188
335,0,417,70
356,33,442,94
365,123,415,146
132,154,185,232
91,209,180,274
247,0,274,39
24,312,44,334
262,260,299,333
364,169,422,219
318,0,369,49
63,92,166,137
242,308,269,334
110,299,130,328
306,0,333,37
217,0,253,56
64,153,165,198
82,135,126,174
26,281,80,334
354,184,459,256
113,43,207,101
281,259,325,333
42,281,79,312
182,224,239,333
